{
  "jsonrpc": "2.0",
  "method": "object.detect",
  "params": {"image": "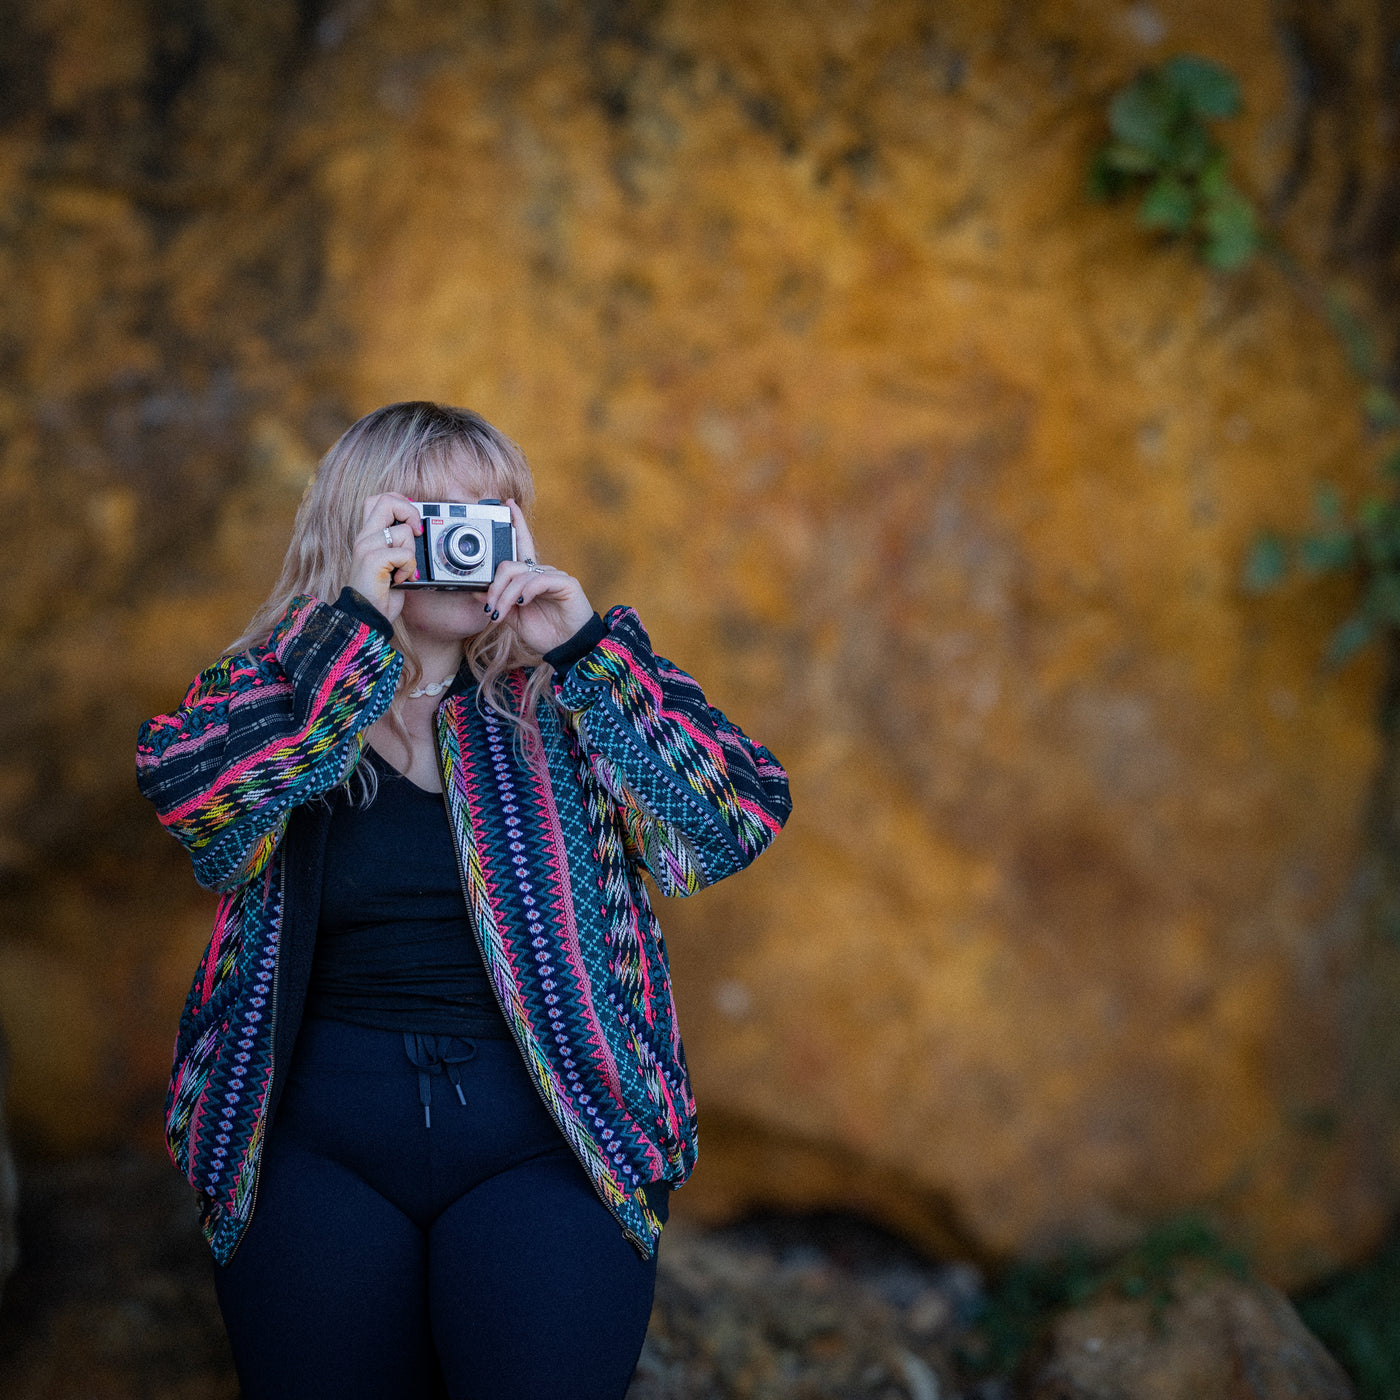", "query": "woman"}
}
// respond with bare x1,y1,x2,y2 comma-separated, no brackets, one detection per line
136,402,791,1400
